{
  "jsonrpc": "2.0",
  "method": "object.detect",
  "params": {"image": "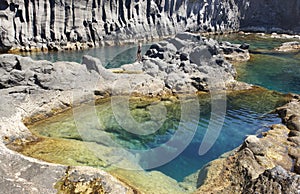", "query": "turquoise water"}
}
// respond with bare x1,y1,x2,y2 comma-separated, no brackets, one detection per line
21,44,150,68
213,33,300,94
237,53,300,94
23,33,298,182
28,90,287,182
153,91,285,181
